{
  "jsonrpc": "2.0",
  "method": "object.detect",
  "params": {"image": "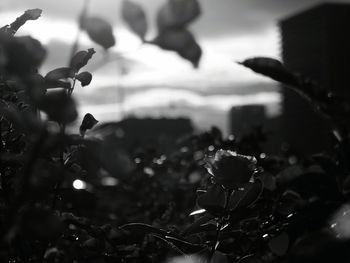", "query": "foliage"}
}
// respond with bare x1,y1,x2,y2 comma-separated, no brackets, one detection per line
0,5,350,263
